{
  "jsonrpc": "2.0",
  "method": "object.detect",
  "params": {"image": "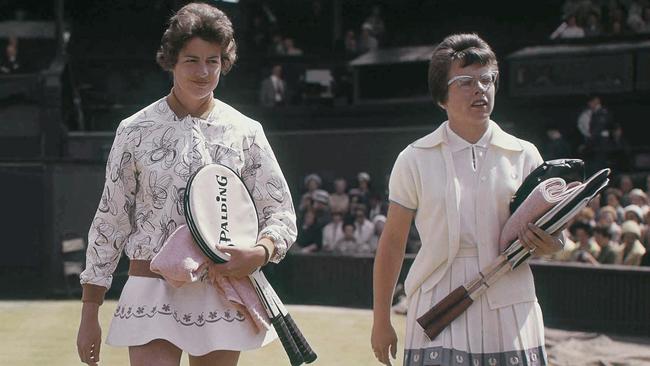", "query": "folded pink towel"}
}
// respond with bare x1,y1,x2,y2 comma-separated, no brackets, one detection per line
150,224,270,333
499,178,580,251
